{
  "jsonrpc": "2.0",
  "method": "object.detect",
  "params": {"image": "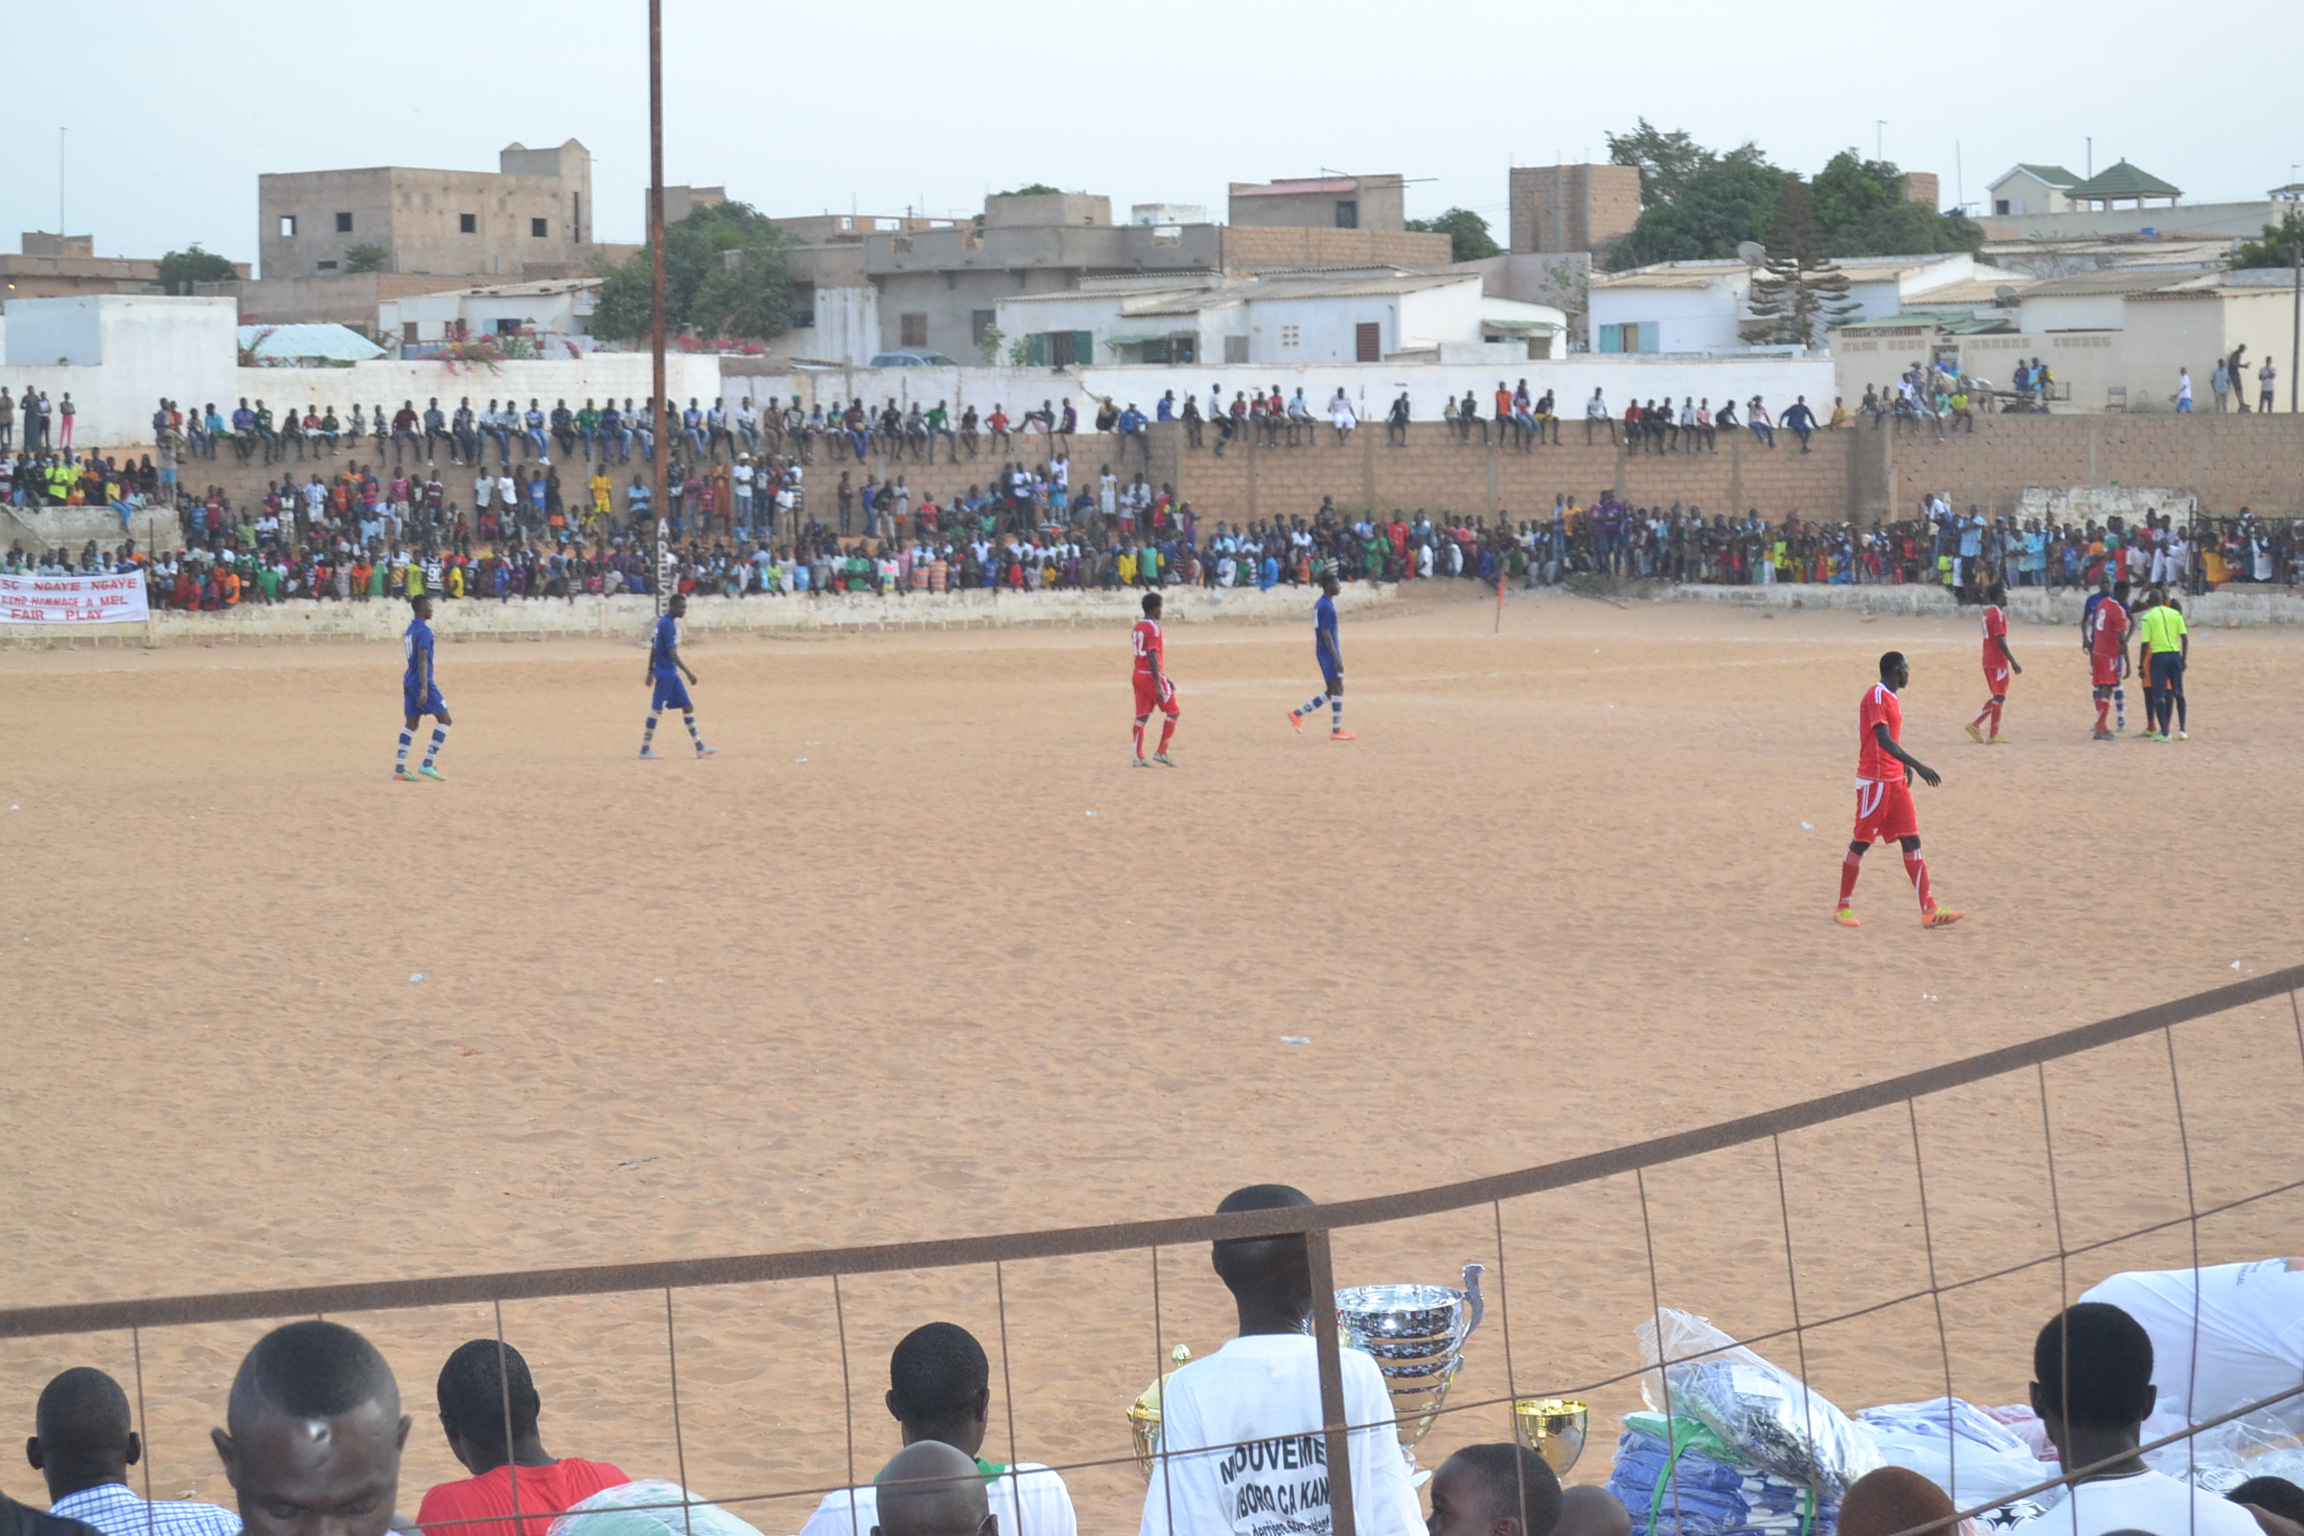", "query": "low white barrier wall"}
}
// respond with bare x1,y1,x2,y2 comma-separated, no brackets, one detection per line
1668,581,2304,626
5,581,1393,648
